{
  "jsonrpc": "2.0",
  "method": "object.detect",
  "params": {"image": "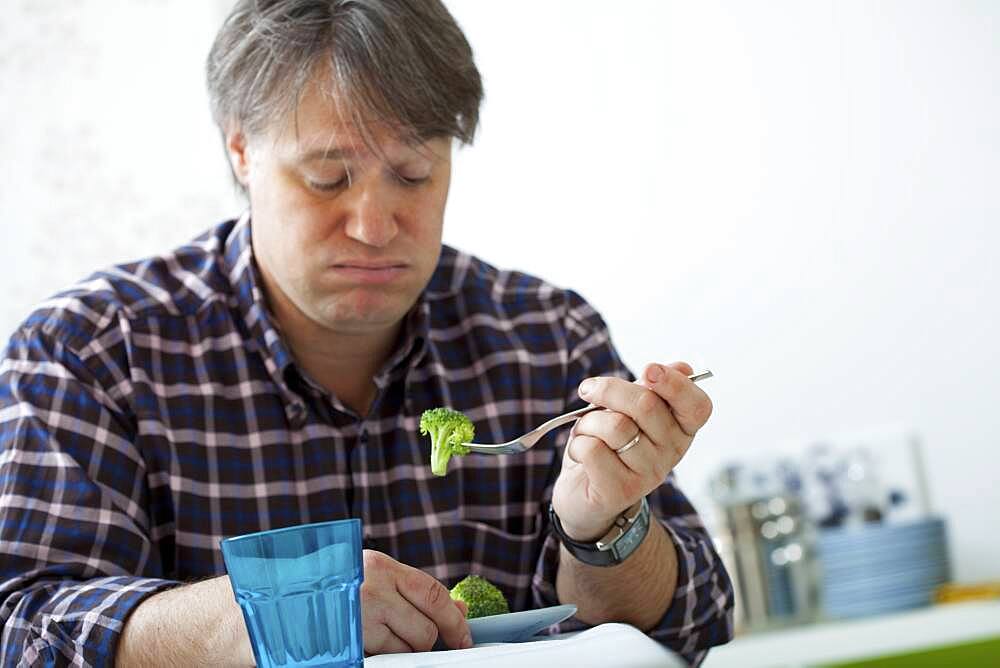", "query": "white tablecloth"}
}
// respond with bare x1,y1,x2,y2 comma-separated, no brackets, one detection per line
365,623,686,667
